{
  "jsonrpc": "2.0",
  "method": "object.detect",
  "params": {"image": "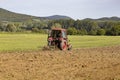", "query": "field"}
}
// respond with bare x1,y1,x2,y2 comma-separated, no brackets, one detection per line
0,46,120,80
0,33,120,52
0,33,120,80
